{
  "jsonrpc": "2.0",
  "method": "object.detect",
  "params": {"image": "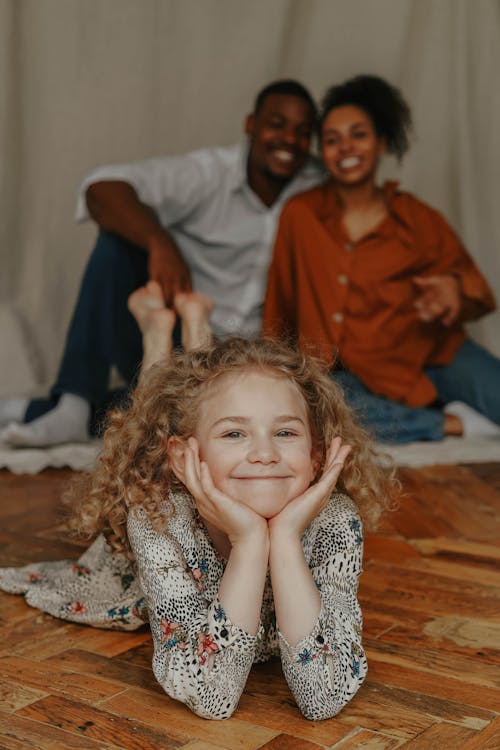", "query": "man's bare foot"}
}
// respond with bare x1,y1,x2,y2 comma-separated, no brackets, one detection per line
128,281,176,371
174,292,214,351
